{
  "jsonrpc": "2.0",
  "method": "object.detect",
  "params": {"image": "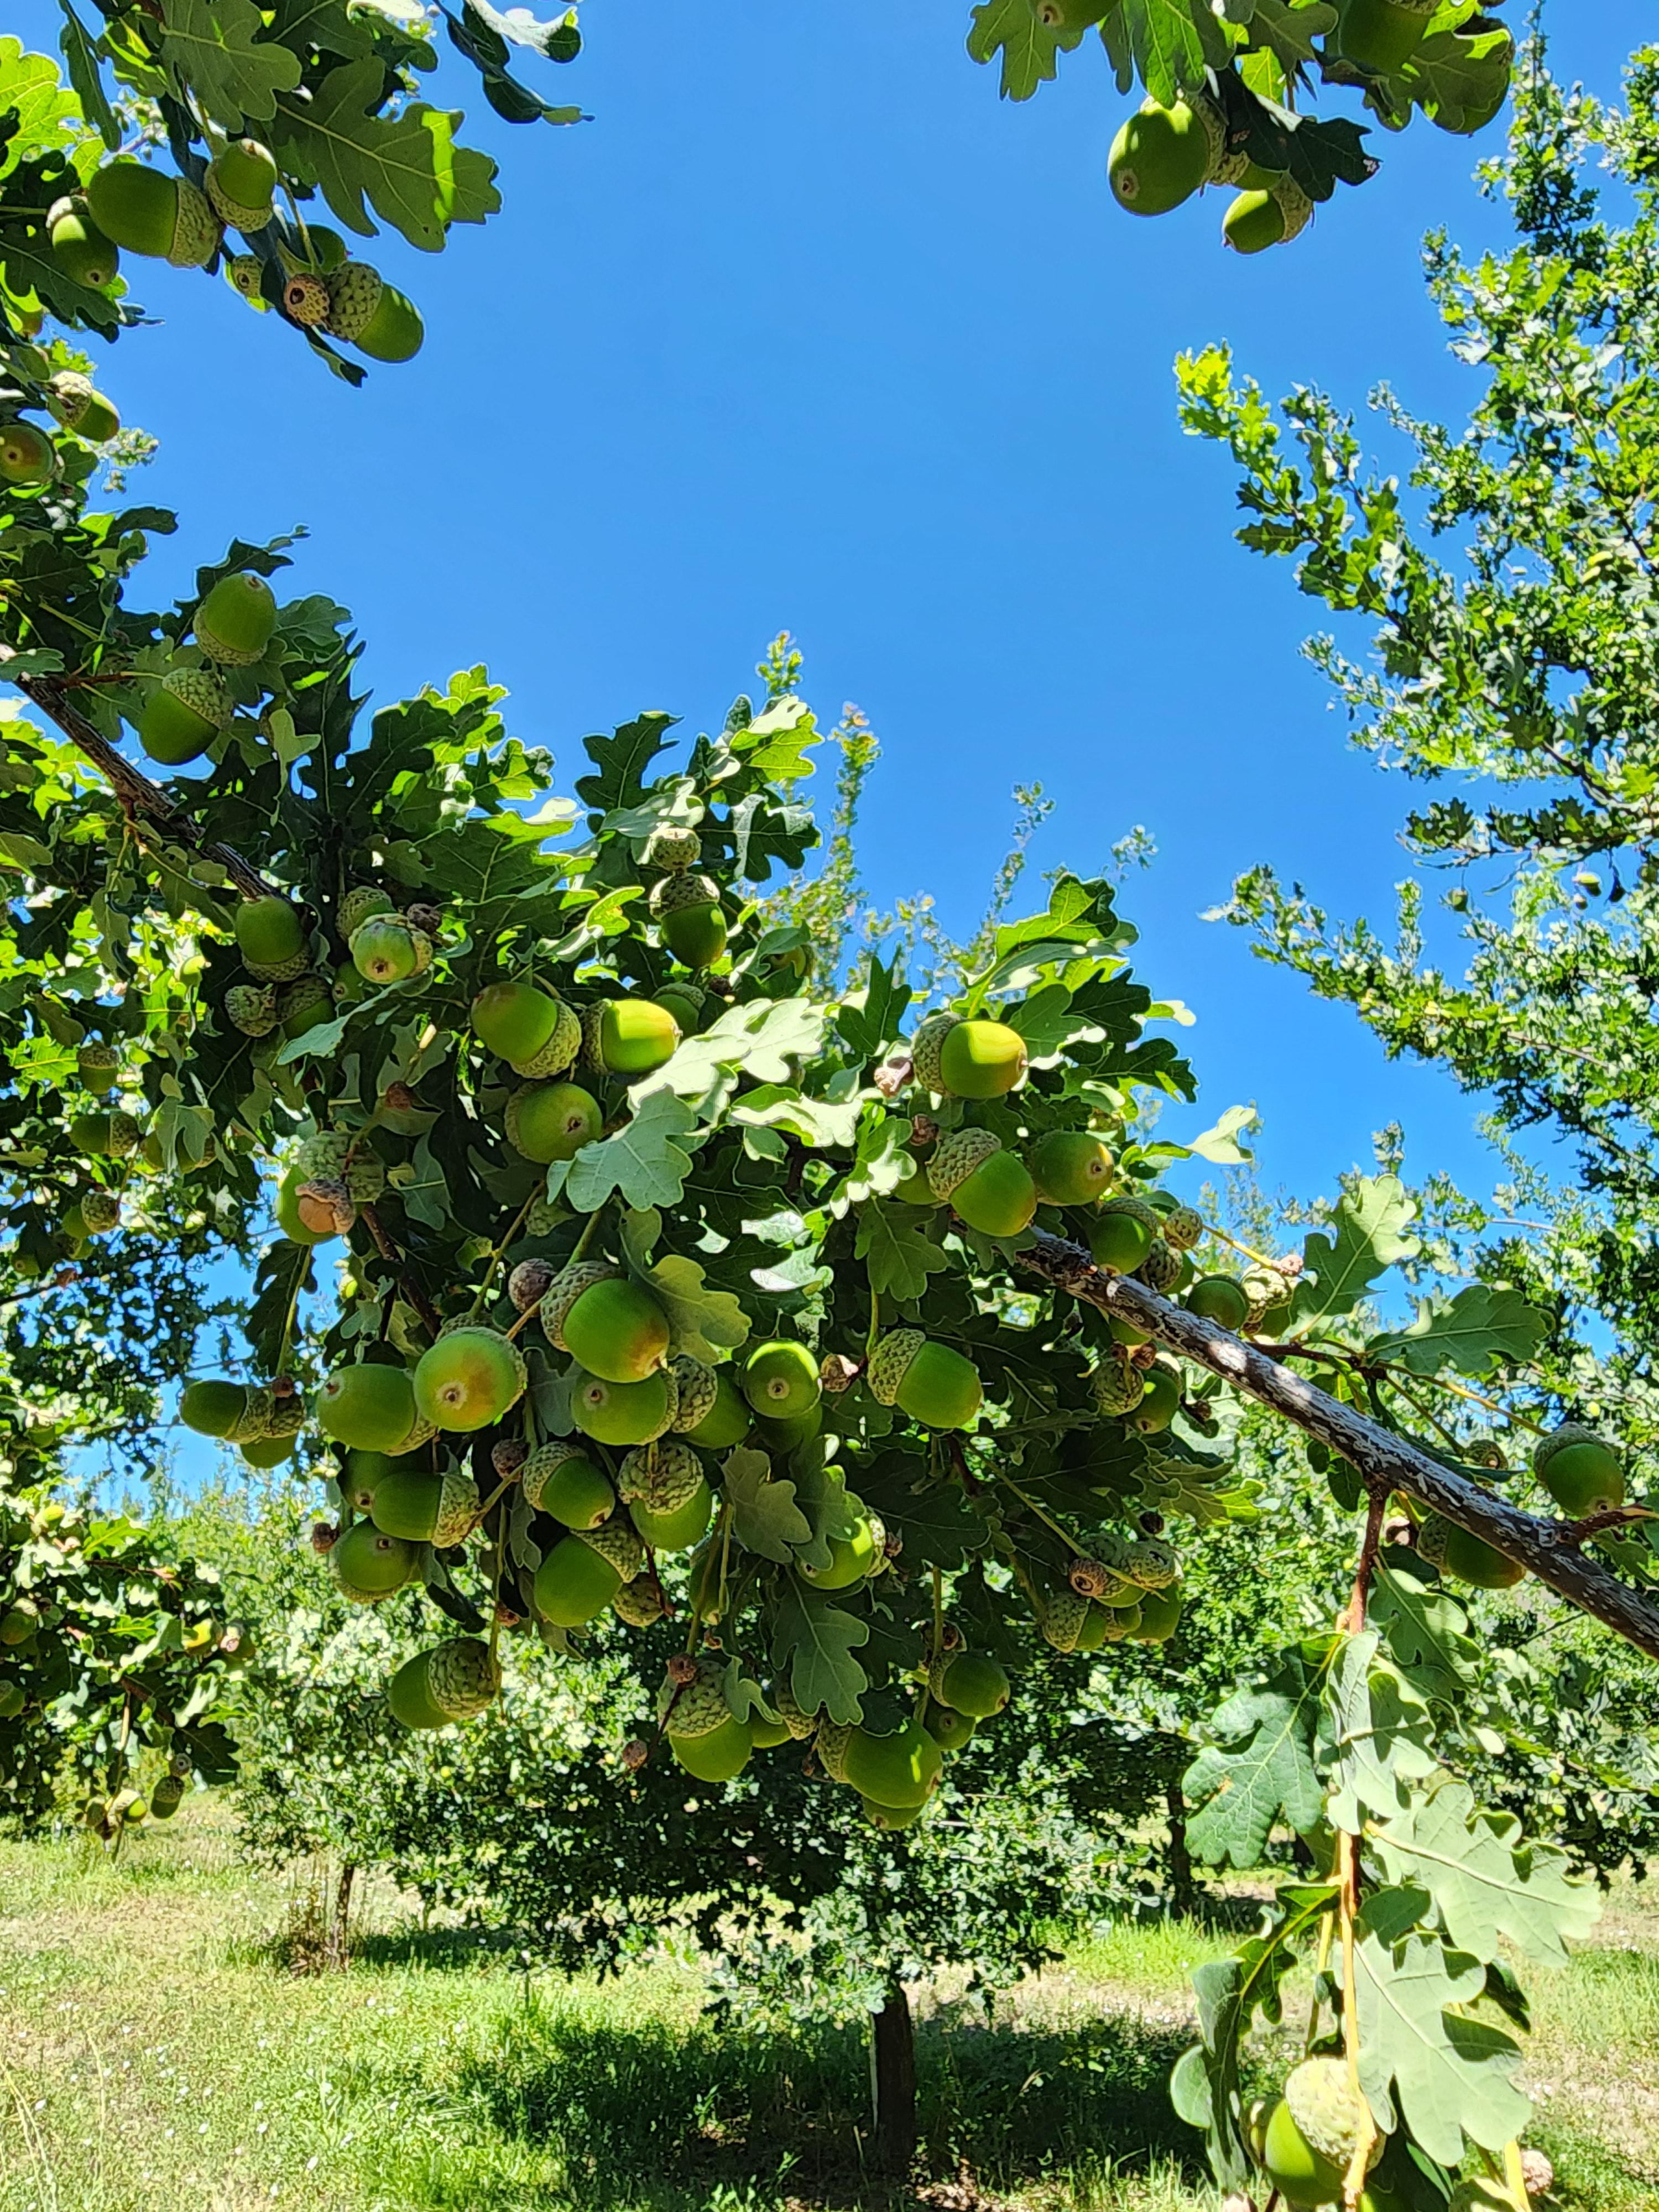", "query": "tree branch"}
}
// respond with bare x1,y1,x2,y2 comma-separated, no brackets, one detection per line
19,676,273,903
1018,1229,1659,1666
